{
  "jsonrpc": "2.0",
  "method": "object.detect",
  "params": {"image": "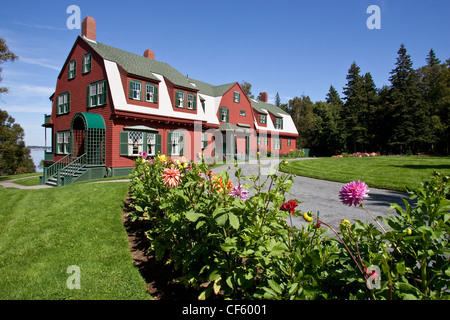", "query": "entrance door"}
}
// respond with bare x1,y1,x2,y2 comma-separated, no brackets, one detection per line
71,116,86,158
